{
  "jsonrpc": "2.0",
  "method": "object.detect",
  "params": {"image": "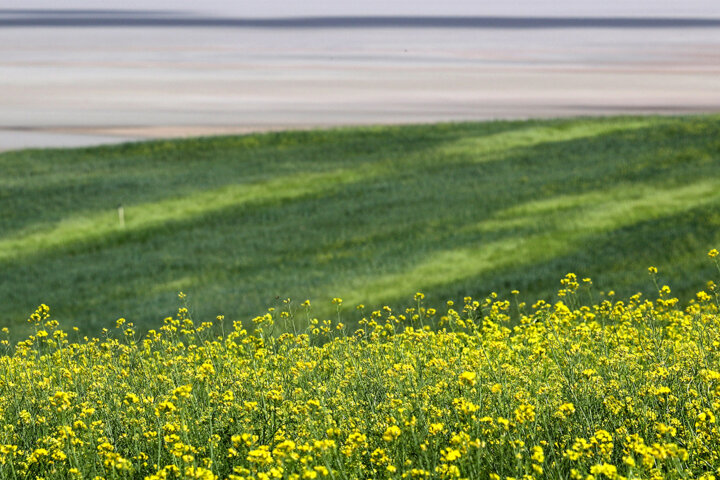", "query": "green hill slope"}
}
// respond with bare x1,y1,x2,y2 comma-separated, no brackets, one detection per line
1,115,720,334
